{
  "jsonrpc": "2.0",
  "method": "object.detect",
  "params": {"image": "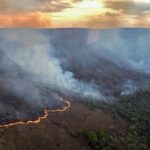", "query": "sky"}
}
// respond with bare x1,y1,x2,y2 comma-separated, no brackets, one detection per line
0,0,150,28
